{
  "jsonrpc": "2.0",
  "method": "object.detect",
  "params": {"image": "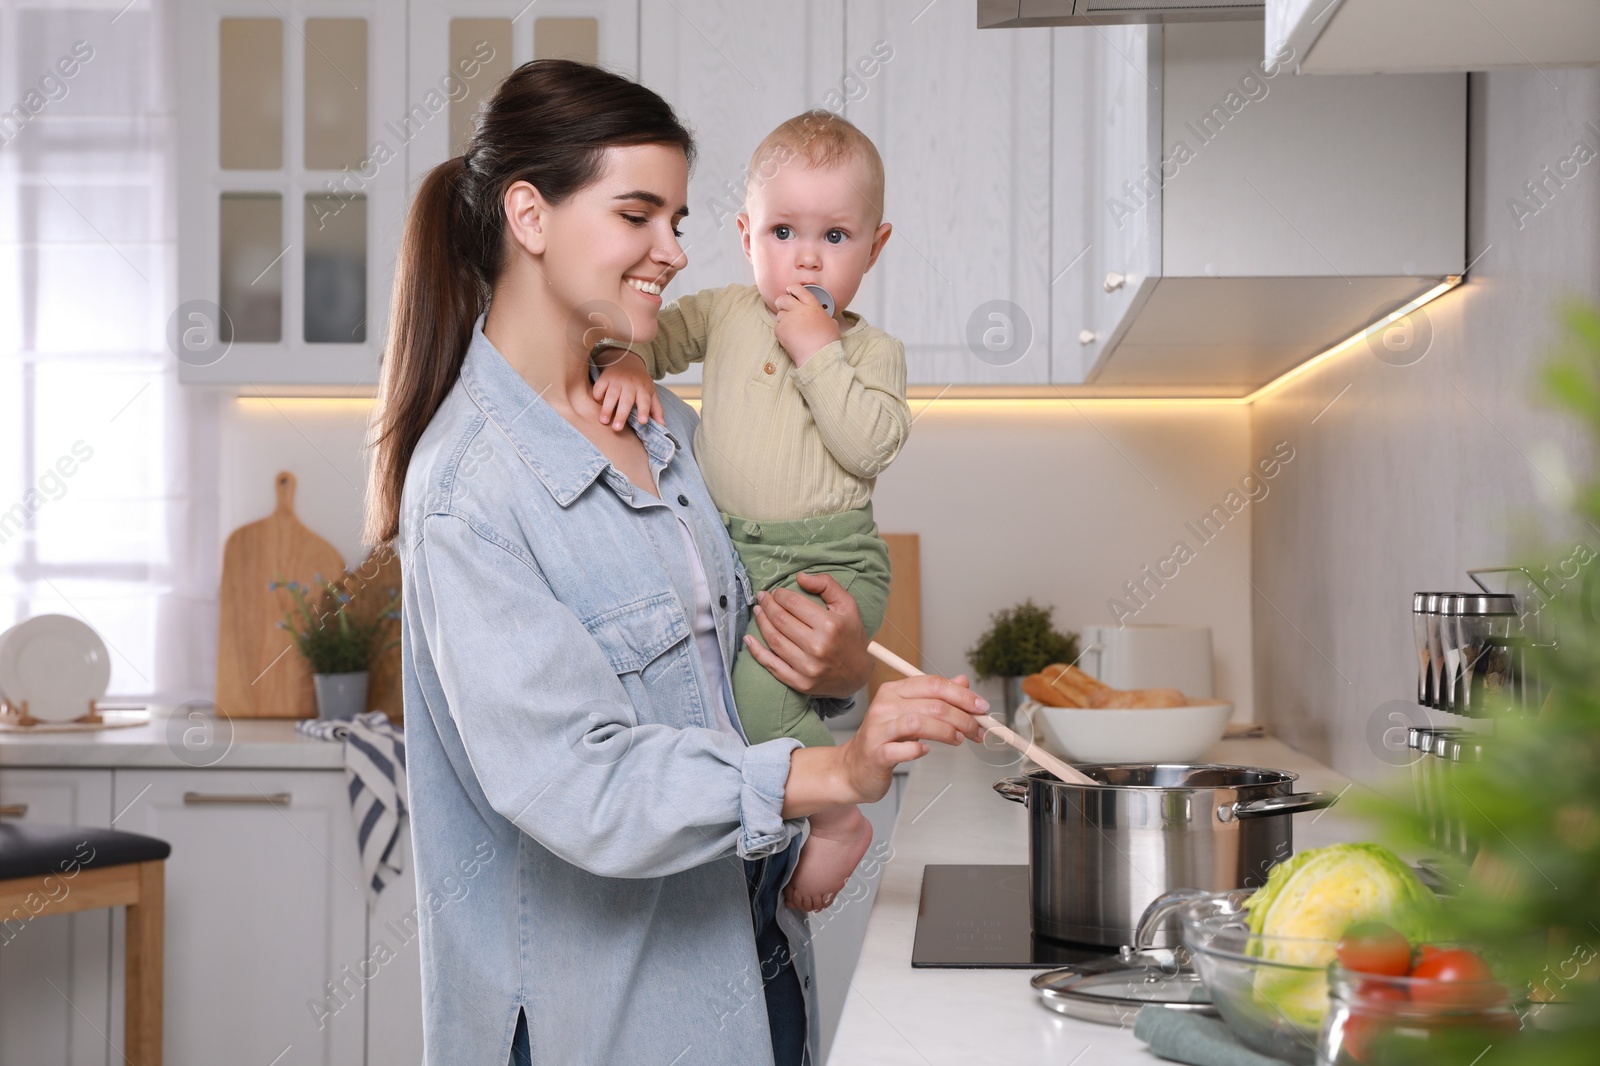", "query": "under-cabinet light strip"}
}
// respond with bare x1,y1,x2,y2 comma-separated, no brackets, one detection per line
236,276,1463,412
